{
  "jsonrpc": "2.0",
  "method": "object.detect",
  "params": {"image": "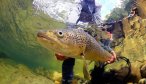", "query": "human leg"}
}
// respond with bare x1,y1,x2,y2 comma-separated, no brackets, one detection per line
62,58,75,84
